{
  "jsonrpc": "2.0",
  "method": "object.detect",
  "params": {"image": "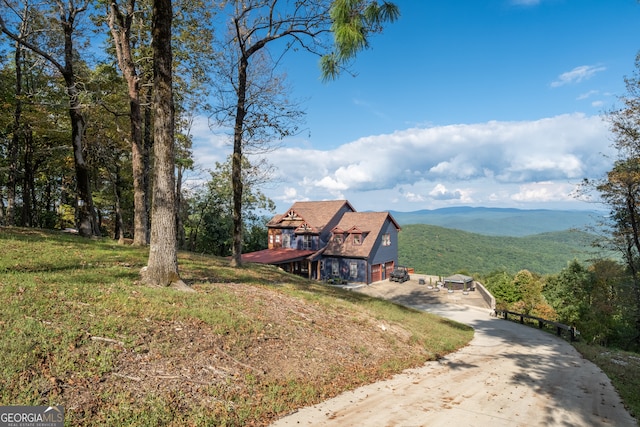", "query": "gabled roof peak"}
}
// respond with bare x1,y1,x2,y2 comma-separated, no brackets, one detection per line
269,200,356,232
347,225,365,234
283,209,302,221
295,222,318,233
